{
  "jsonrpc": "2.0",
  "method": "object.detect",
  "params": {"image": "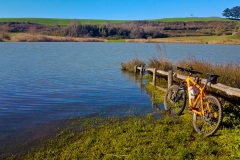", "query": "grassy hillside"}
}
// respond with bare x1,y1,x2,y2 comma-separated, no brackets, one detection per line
0,17,235,26
154,17,234,22
0,17,239,43
0,18,130,26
